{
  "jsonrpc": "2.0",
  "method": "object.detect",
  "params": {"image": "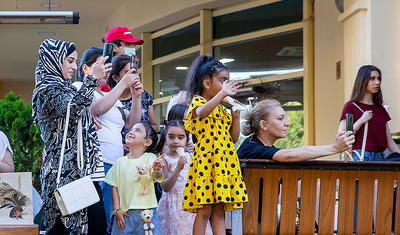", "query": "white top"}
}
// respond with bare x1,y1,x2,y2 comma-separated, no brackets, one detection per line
94,91,125,165
0,131,12,162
